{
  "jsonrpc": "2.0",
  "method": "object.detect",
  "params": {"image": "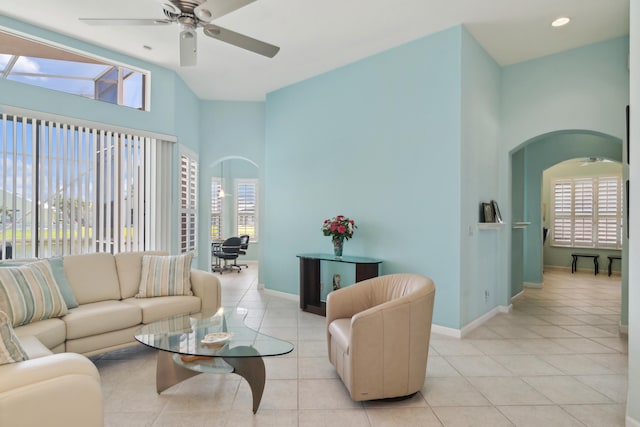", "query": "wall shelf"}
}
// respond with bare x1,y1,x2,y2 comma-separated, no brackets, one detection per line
512,222,531,229
477,223,505,230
